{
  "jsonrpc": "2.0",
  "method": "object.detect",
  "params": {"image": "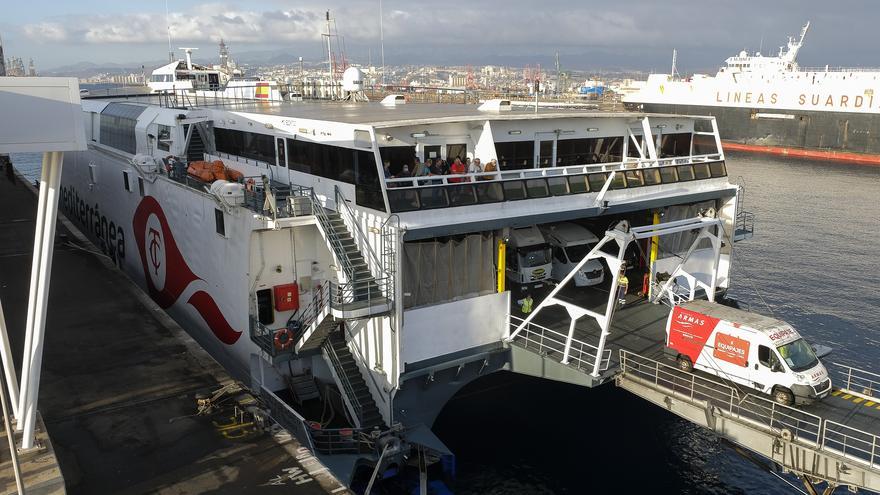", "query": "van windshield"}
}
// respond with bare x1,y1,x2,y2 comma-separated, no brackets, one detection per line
777,338,819,372
519,246,552,268
564,243,596,263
